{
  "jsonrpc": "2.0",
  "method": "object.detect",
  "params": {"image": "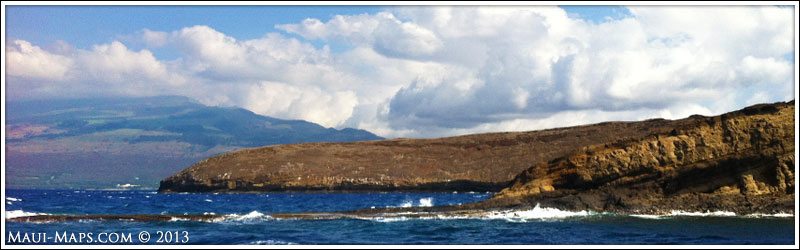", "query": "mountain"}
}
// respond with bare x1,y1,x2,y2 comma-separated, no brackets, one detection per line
159,100,793,194
5,96,382,189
